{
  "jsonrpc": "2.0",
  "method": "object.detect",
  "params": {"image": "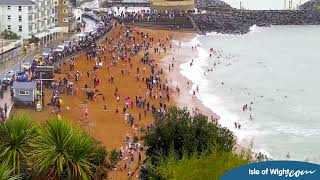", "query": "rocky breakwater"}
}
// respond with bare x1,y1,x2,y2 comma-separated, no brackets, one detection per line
195,0,233,10
190,10,320,34
299,0,320,11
